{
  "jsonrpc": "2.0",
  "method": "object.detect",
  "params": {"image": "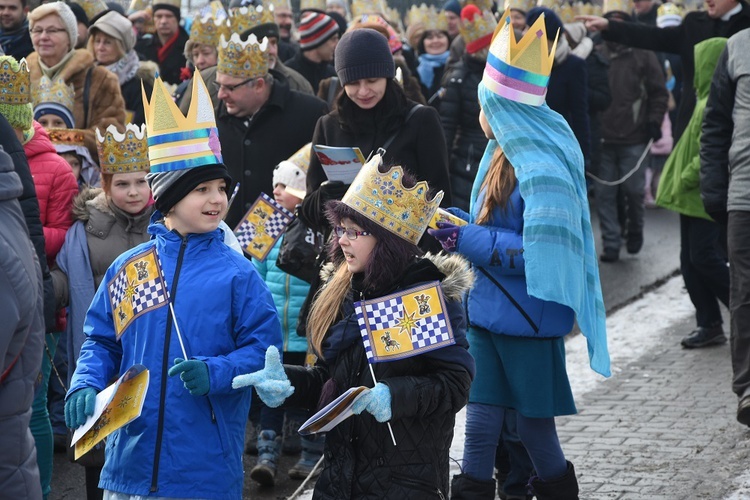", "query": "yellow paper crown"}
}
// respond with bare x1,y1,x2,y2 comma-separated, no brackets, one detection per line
406,4,448,32
218,33,269,80
48,128,86,148
504,0,535,12
351,0,386,17
227,5,275,36
96,124,151,174
190,14,229,47
558,3,575,23
287,143,311,173
31,75,75,111
602,0,632,14
0,57,30,105
460,9,497,52
142,70,222,172
657,2,685,18
342,155,443,245
300,0,327,11
73,0,108,21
